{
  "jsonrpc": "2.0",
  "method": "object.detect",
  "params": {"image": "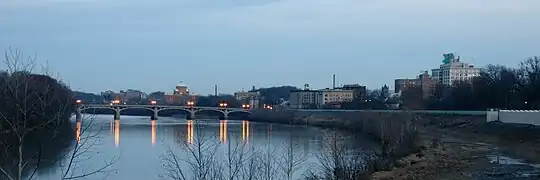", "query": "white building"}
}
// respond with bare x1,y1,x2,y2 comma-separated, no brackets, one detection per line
321,89,354,105
288,90,323,109
288,83,356,109
431,53,480,86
